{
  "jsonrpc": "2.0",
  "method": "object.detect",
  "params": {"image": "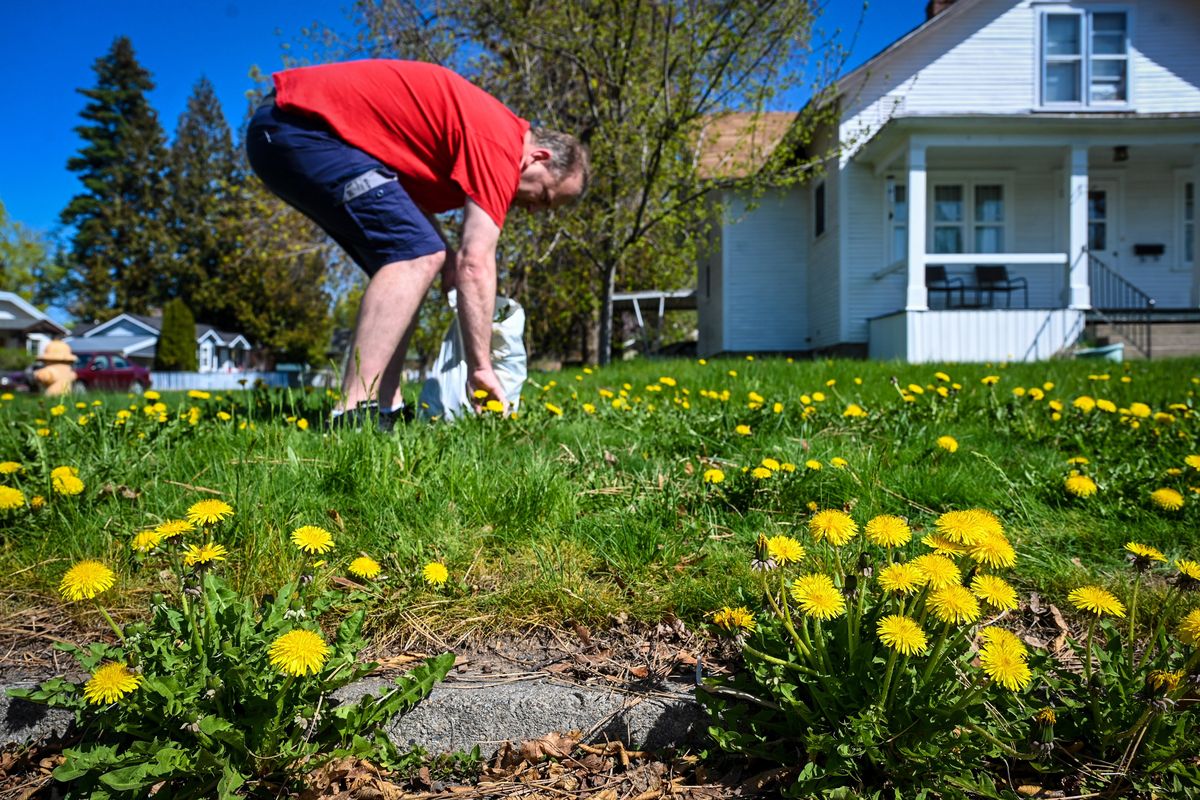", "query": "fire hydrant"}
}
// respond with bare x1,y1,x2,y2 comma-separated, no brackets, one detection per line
33,340,78,397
